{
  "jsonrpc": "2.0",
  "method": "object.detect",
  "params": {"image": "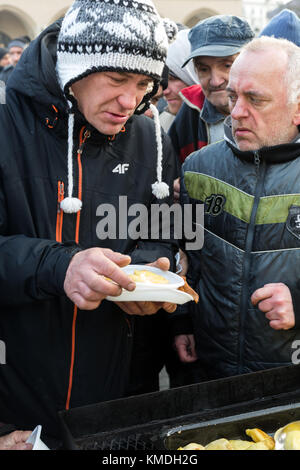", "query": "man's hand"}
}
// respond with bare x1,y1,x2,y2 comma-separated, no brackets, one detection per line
173,178,180,203
177,249,188,276
251,283,295,330
0,431,33,450
64,248,135,310
115,257,177,315
174,334,198,362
